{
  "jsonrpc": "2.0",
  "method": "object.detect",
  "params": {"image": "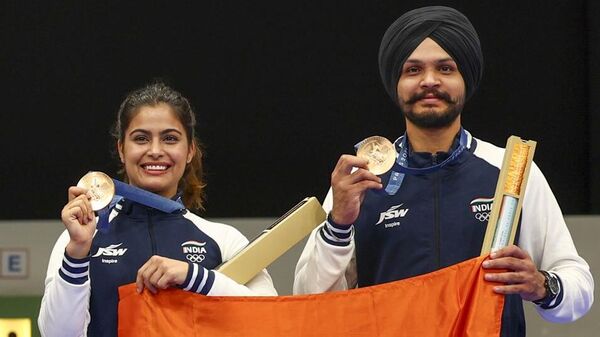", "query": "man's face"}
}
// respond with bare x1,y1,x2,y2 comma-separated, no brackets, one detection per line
396,37,466,129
